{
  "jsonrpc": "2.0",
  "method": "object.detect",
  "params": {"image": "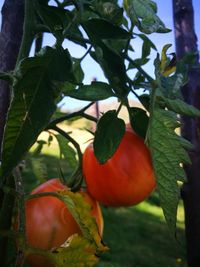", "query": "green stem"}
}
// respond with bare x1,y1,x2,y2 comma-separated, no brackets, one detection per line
13,168,26,267
46,102,97,128
125,55,155,84
80,45,92,61
16,0,36,65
